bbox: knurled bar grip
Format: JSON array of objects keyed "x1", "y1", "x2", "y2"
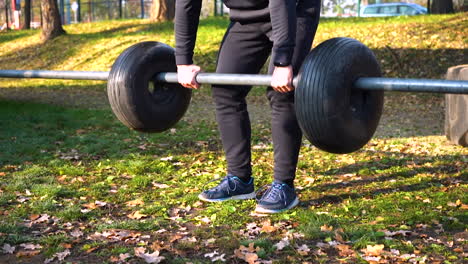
[
  {"x1": 154, "y1": 72, "x2": 301, "y2": 88},
  {"x1": 0, "y1": 69, "x2": 468, "y2": 94}
]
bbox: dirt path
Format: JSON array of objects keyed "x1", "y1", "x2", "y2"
[{"x1": 0, "y1": 87, "x2": 446, "y2": 138}]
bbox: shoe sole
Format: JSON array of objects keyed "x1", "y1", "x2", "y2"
[
  {"x1": 254, "y1": 197, "x2": 299, "y2": 214},
  {"x1": 198, "y1": 191, "x2": 256, "y2": 202}
]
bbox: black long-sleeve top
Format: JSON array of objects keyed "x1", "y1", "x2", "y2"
[{"x1": 175, "y1": 0, "x2": 297, "y2": 67}]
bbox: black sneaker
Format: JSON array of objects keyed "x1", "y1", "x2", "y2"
[
  {"x1": 255, "y1": 182, "x2": 299, "y2": 213},
  {"x1": 198, "y1": 175, "x2": 255, "y2": 202}
]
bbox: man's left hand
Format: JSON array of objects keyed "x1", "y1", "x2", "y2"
[{"x1": 271, "y1": 65, "x2": 294, "y2": 93}]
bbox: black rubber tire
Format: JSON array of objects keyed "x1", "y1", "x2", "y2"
[
  {"x1": 107, "y1": 42, "x2": 192, "y2": 133},
  {"x1": 295, "y1": 37, "x2": 384, "y2": 154}
]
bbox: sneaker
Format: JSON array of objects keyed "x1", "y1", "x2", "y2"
[
  {"x1": 198, "y1": 175, "x2": 255, "y2": 202},
  {"x1": 255, "y1": 182, "x2": 299, "y2": 213}
]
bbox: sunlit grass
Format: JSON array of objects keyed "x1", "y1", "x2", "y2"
[{"x1": 0, "y1": 14, "x2": 467, "y2": 262}]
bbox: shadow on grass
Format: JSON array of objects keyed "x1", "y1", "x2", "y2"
[
  {"x1": 300, "y1": 175, "x2": 463, "y2": 207},
  {"x1": 0, "y1": 29, "x2": 39, "y2": 43},
  {"x1": 0, "y1": 99, "x2": 220, "y2": 166},
  {"x1": 299, "y1": 150, "x2": 466, "y2": 207},
  {"x1": 0, "y1": 82, "x2": 108, "y2": 107}
]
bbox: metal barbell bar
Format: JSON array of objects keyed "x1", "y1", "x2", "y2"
[
  {"x1": 155, "y1": 73, "x2": 468, "y2": 94},
  {"x1": 0, "y1": 69, "x2": 109, "y2": 81},
  {"x1": 0, "y1": 70, "x2": 467, "y2": 94}
]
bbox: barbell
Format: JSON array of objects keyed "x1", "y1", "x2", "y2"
[{"x1": 1, "y1": 38, "x2": 467, "y2": 154}]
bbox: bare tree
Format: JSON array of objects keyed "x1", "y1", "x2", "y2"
[
  {"x1": 24, "y1": 0, "x2": 31, "y2": 29},
  {"x1": 431, "y1": 0, "x2": 454, "y2": 13},
  {"x1": 150, "y1": 0, "x2": 175, "y2": 22},
  {"x1": 41, "y1": 0, "x2": 66, "y2": 41}
]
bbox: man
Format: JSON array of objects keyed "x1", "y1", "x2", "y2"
[{"x1": 175, "y1": 0, "x2": 320, "y2": 213}]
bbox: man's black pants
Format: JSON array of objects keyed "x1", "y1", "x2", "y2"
[{"x1": 212, "y1": 1, "x2": 320, "y2": 185}]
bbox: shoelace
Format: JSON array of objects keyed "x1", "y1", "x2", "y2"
[
  {"x1": 256, "y1": 183, "x2": 287, "y2": 206},
  {"x1": 202, "y1": 176, "x2": 237, "y2": 194}
]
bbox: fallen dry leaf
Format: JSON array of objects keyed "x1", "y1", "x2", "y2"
[
  {"x1": 316, "y1": 242, "x2": 330, "y2": 249},
  {"x1": 297, "y1": 244, "x2": 310, "y2": 256},
  {"x1": 95, "y1": 201, "x2": 107, "y2": 207},
  {"x1": 134, "y1": 247, "x2": 165, "y2": 263},
  {"x1": 56, "y1": 249, "x2": 71, "y2": 261},
  {"x1": 192, "y1": 201, "x2": 203, "y2": 207},
  {"x1": 335, "y1": 228, "x2": 346, "y2": 243},
  {"x1": 82, "y1": 202, "x2": 98, "y2": 210},
  {"x1": 31, "y1": 214, "x2": 50, "y2": 224},
  {"x1": 361, "y1": 244, "x2": 385, "y2": 256},
  {"x1": 29, "y1": 214, "x2": 41, "y2": 221},
  {"x1": 180, "y1": 236, "x2": 197, "y2": 243},
  {"x1": 127, "y1": 211, "x2": 148, "y2": 220},
  {"x1": 320, "y1": 224, "x2": 333, "y2": 232},
  {"x1": 200, "y1": 216, "x2": 211, "y2": 224},
  {"x1": 336, "y1": 244, "x2": 355, "y2": 257},
  {"x1": 60, "y1": 243, "x2": 73, "y2": 249},
  {"x1": 249, "y1": 211, "x2": 269, "y2": 217},
  {"x1": 260, "y1": 220, "x2": 277, "y2": 233},
  {"x1": 120, "y1": 253, "x2": 131, "y2": 261},
  {"x1": 204, "y1": 238, "x2": 216, "y2": 246},
  {"x1": 235, "y1": 243, "x2": 263, "y2": 264},
  {"x1": 86, "y1": 246, "x2": 99, "y2": 253},
  {"x1": 160, "y1": 156, "x2": 173, "y2": 161},
  {"x1": 453, "y1": 247, "x2": 463, "y2": 253},
  {"x1": 126, "y1": 198, "x2": 145, "y2": 207},
  {"x1": 15, "y1": 249, "x2": 40, "y2": 257},
  {"x1": 244, "y1": 253, "x2": 258, "y2": 264},
  {"x1": 152, "y1": 182, "x2": 170, "y2": 188},
  {"x1": 110, "y1": 252, "x2": 131, "y2": 263},
  {"x1": 57, "y1": 175, "x2": 68, "y2": 183},
  {"x1": 274, "y1": 238, "x2": 290, "y2": 251},
  {"x1": 169, "y1": 234, "x2": 183, "y2": 243},
  {"x1": 20, "y1": 243, "x2": 42, "y2": 250},
  {"x1": 303, "y1": 176, "x2": 315, "y2": 185},
  {"x1": 384, "y1": 230, "x2": 412, "y2": 237},
  {"x1": 70, "y1": 229, "x2": 84, "y2": 238},
  {"x1": 204, "y1": 250, "x2": 226, "y2": 262},
  {"x1": 2, "y1": 244, "x2": 15, "y2": 254},
  {"x1": 362, "y1": 255, "x2": 381, "y2": 264}
]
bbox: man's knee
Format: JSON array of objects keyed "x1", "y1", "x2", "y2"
[{"x1": 212, "y1": 85, "x2": 250, "y2": 113}]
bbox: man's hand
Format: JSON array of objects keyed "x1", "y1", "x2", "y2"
[
  {"x1": 177, "y1": 64, "x2": 201, "y2": 89},
  {"x1": 271, "y1": 65, "x2": 294, "y2": 93}
]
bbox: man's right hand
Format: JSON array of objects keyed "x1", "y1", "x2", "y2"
[{"x1": 177, "y1": 64, "x2": 201, "y2": 89}]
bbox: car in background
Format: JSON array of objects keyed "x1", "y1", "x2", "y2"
[{"x1": 360, "y1": 2, "x2": 427, "y2": 17}]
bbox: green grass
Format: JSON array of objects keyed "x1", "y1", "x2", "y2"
[
  {"x1": 0, "y1": 14, "x2": 467, "y2": 263},
  {"x1": 0, "y1": 99, "x2": 465, "y2": 262}
]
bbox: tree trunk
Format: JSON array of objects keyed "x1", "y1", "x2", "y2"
[
  {"x1": 41, "y1": 0, "x2": 66, "y2": 41},
  {"x1": 24, "y1": 0, "x2": 31, "y2": 29},
  {"x1": 4, "y1": 0, "x2": 10, "y2": 30},
  {"x1": 150, "y1": 0, "x2": 175, "y2": 22},
  {"x1": 431, "y1": 0, "x2": 454, "y2": 13}
]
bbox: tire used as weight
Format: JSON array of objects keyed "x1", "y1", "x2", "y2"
[
  {"x1": 107, "y1": 42, "x2": 192, "y2": 133},
  {"x1": 295, "y1": 38, "x2": 384, "y2": 154}
]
